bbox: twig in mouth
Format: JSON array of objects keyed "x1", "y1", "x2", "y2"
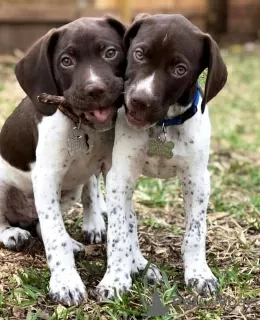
[{"x1": 37, "y1": 93, "x2": 71, "y2": 108}]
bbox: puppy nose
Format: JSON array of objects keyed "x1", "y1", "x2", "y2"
[
  {"x1": 130, "y1": 93, "x2": 152, "y2": 110},
  {"x1": 85, "y1": 84, "x2": 105, "y2": 100}
]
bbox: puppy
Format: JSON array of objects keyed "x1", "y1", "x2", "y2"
[
  {"x1": 97, "y1": 14, "x2": 227, "y2": 300},
  {"x1": 0, "y1": 16, "x2": 125, "y2": 305}
]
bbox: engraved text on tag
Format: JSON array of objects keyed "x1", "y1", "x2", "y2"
[{"x1": 67, "y1": 127, "x2": 89, "y2": 156}]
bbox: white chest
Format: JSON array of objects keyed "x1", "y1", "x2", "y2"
[
  {"x1": 62, "y1": 134, "x2": 113, "y2": 190},
  {"x1": 142, "y1": 133, "x2": 190, "y2": 179},
  {"x1": 141, "y1": 118, "x2": 210, "y2": 179},
  {"x1": 114, "y1": 101, "x2": 211, "y2": 181}
]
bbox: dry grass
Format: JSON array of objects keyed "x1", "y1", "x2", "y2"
[{"x1": 0, "y1": 45, "x2": 260, "y2": 320}]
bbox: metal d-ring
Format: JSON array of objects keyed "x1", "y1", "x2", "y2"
[
  {"x1": 158, "y1": 123, "x2": 167, "y2": 143},
  {"x1": 72, "y1": 118, "x2": 83, "y2": 139}
]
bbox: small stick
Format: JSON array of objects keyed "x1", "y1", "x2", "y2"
[{"x1": 37, "y1": 93, "x2": 71, "y2": 107}]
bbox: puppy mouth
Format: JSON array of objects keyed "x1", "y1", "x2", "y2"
[
  {"x1": 124, "y1": 107, "x2": 152, "y2": 129},
  {"x1": 81, "y1": 105, "x2": 117, "y2": 125},
  {"x1": 65, "y1": 91, "x2": 124, "y2": 130},
  {"x1": 73, "y1": 105, "x2": 118, "y2": 132},
  {"x1": 124, "y1": 92, "x2": 153, "y2": 129}
]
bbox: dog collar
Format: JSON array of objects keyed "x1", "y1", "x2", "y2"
[{"x1": 156, "y1": 87, "x2": 200, "y2": 127}]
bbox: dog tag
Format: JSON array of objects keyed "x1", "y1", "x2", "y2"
[
  {"x1": 67, "y1": 126, "x2": 89, "y2": 156},
  {"x1": 147, "y1": 138, "x2": 174, "y2": 159},
  {"x1": 147, "y1": 124, "x2": 174, "y2": 159}
]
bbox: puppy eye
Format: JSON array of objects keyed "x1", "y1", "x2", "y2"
[
  {"x1": 174, "y1": 65, "x2": 187, "y2": 76},
  {"x1": 61, "y1": 57, "x2": 74, "y2": 67},
  {"x1": 104, "y1": 48, "x2": 117, "y2": 59},
  {"x1": 134, "y1": 49, "x2": 144, "y2": 61}
]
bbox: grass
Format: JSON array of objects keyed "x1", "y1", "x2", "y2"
[{"x1": 0, "y1": 45, "x2": 260, "y2": 319}]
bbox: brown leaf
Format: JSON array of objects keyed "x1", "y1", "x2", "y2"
[
  {"x1": 154, "y1": 247, "x2": 168, "y2": 255},
  {"x1": 208, "y1": 212, "x2": 230, "y2": 222},
  {"x1": 12, "y1": 307, "x2": 25, "y2": 319}
]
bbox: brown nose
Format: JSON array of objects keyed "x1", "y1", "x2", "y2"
[
  {"x1": 85, "y1": 84, "x2": 105, "y2": 101},
  {"x1": 130, "y1": 92, "x2": 153, "y2": 110}
]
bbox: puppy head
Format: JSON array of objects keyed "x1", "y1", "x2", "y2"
[
  {"x1": 123, "y1": 14, "x2": 227, "y2": 129},
  {"x1": 15, "y1": 16, "x2": 126, "y2": 130}
]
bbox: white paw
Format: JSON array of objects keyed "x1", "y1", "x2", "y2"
[
  {"x1": 96, "y1": 271, "x2": 132, "y2": 301},
  {"x1": 0, "y1": 227, "x2": 31, "y2": 251},
  {"x1": 132, "y1": 254, "x2": 162, "y2": 284},
  {"x1": 185, "y1": 264, "x2": 218, "y2": 296},
  {"x1": 49, "y1": 268, "x2": 86, "y2": 306},
  {"x1": 83, "y1": 214, "x2": 106, "y2": 244},
  {"x1": 71, "y1": 238, "x2": 85, "y2": 255}
]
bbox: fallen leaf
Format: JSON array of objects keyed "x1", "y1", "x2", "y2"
[
  {"x1": 154, "y1": 247, "x2": 168, "y2": 255},
  {"x1": 208, "y1": 212, "x2": 230, "y2": 222},
  {"x1": 12, "y1": 307, "x2": 25, "y2": 319}
]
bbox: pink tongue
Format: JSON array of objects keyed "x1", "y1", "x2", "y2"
[{"x1": 92, "y1": 107, "x2": 112, "y2": 122}]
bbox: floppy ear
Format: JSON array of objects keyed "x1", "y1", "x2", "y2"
[
  {"x1": 104, "y1": 15, "x2": 126, "y2": 38},
  {"x1": 15, "y1": 29, "x2": 59, "y2": 116},
  {"x1": 132, "y1": 13, "x2": 151, "y2": 22},
  {"x1": 200, "y1": 34, "x2": 228, "y2": 113},
  {"x1": 123, "y1": 13, "x2": 151, "y2": 50}
]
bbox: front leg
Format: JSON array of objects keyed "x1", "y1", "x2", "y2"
[
  {"x1": 96, "y1": 165, "x2": 134, "y2": 299},
  {"x1": 32, "y1": 113, "x2": 86, "y2": 306},
  {"x1": 32, "y1": 167, "x2": 86, "y2": 305},
  {"x1": 35, "y1": 185, "x2": 85, "y2": 255},
  {"x1": 96, "y1": 110, "x2": 148, "y2": 300},
  {"x1": 178, "y1": 167, "x2": 218, "y2": 296},
  {"x1": 129, "y1": 205, "x2": 162, "y2": 283}
]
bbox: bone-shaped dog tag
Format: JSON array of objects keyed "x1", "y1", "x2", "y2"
[
  {"x1": 67, "y1": 127, "x2": 89, "y2": 156},
  {"x1": 147, "y1": 138, "x2": 175, "y2": 159}
]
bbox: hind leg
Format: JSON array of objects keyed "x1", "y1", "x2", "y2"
[
  {"x1": 82, "y1": 174, "x2": 106, "y2": 244},
  {"x1": 60, "y1": 185, "x2": 83, "y2": 213},
  {"x1": 96, "y1": 173, "x2": 107, "y2": 218},
  {"x1": 0, "y1": 181, "x2": 31, "y2": 251}
]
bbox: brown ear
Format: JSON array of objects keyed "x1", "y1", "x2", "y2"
[
  {"x1": 123, "y1": 13, "x2": 151, "y2": 50},
  {"x1": 132, "y1": 13, "x2": 151, "y2": 23},
  {"x1": 104, "y1": 15, "x2": 126, "y2": 38},
  {"x1": 15, "y1": 29, "x2": 59, "y2": 116},
  {"x1": 201, "y1": 34, "x2": 228, "y2": 113}
]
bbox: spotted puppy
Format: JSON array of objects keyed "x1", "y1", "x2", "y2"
[
  {"x1": 97, "y1": 14, "x2": 227, "y2": 299},
  {"x1": 0, "y1": 16, "x2": 125, "y2": 305}
]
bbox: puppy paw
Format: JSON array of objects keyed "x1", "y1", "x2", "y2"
[
  {"x1": 84, "y1": 228, "x2": 106, "y2": 244},
  {"x1": 71, "y1": 238, "x2": 85, "y2": 255},
  {"x1": 185, "y1": 265, "x2": 218, "y2": 296},
  {"x1": 83, "y1": 215, "x2": 106, "y2": 244},
  {"x1": 0, "y1": 227, "x2": 31, "y2": 251},
  {"x1": 96, "y1": 272, "x2": 132, "y2": 301},
  {"x1": 132, "y1": 255, "x2": 162, "y2": 284},
  {"x1": 49, "y1": 268, "x2": 86, "y2": 306},
  {"x1": 187, "y1": 277, "x2": 218, "y2": 296}
]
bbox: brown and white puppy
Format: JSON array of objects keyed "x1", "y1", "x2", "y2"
[
  {"x1": 97, "y1": 14, "x2": 227, "y2": 300},
  {"x1": 0, "y1": 16, "x2": 125, "y2": 306}
]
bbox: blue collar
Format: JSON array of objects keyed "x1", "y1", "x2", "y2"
[{"x1": 156, "y1": 87, "x2": 200, "y2": 127}]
